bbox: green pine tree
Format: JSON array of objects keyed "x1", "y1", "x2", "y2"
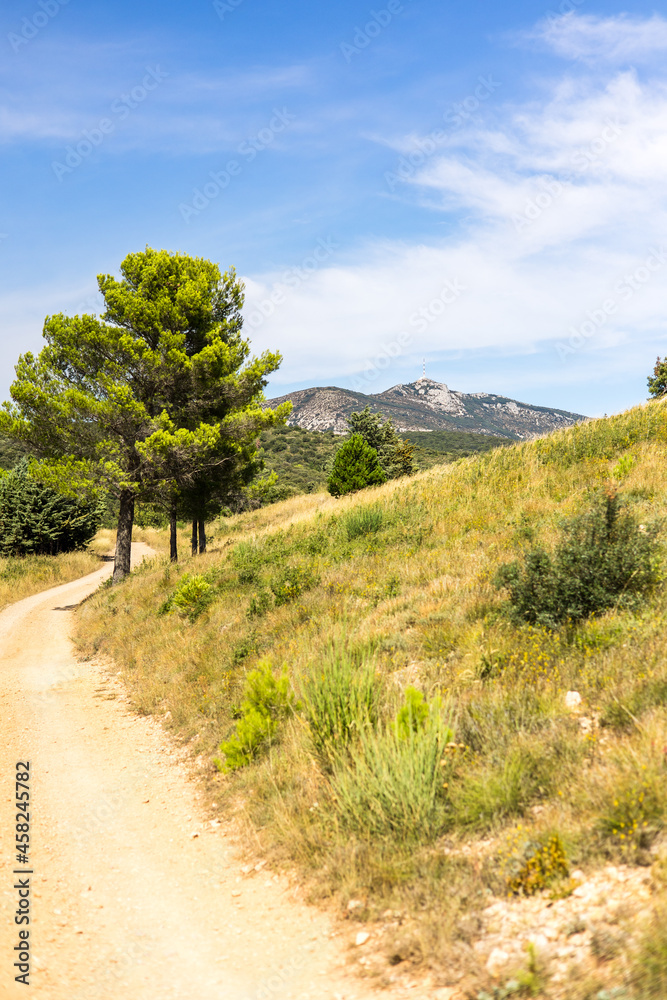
[
  {"x1": 0, "y1": 247, "x2": 290, "y2": 581},
  {"x1": 327, "y1": 433, "x2": 387, "y2": 496}
]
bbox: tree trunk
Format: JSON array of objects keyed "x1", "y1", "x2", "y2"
[
  {"x1": 170, "y1": 512, "x2": 178, "y2": 563},
  {"x1": 198, "y1": 520, "x2": 206, "y2": 554},
  {"x1": 191, "y1": 519, "x2": 198, "y2": 556},
  {"x1": 112, "y1": 489, "x2": 134, "y2": 584}
]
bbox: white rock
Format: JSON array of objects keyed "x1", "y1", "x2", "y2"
[
  {"x1": 486, "y1": 948, "x2": 511, "y2": 977},
  {"x1": 565, "y1": 691, "x2": 582, "y2": 710},
  {"x1": 529, "y1": 933, "x2": 550, "y2": 953},
  {"x1": 347, "y1": 899, "x2": 364, "y2": 912},
  {"x1": 355, "y1": 931, "x2": 370, "y2": 946}
]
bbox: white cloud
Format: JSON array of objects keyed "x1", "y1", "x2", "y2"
[
  {"x1": 244, "y1": 38, "x2": 667, "y2": 390},
  {"x1": 526, "y1": 12, "x2": 667, "y2": 65}
]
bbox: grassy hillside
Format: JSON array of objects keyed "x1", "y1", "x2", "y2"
[
  {"x1": 259, "y1": 423, "x2": 508, "y2": 497},
  {"x1": 76, "y1": 402, "x2": 667, "y2": 998}
]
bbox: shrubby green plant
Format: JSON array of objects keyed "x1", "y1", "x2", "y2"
[
  {"x1": 270, "y1": 564, "x2": 319, "y2": 605},
  {"x1": 232, "y1": 540, "x2": 264, "y2": 584},
  {"x1": 327, "y1": 434, "x2": 386, "y2": 497},
  {"x1": 347, "y1": 406, "x2": 415, "y2": 479},
  {"x1": 0, "y1": 460, "x2": 101, "y2": 555},
  {"x1": 216, "y1": 661, "x2": 297, "y2": 771},
  {"x1": 343, "y1": 504, "x2": 384, "y2": 539},
  {"x1": 160, "y1": 573, "x2": 214, "y2": 621},
  {"x1": 330, "y1": 708, "x2": 452, "y2": 841},
  {"x1": 395, "y1": 686, "x2": 431, "y2": 738},
  {"x1": 494, "y1": 491, "x2": 662, "y2": 628},
  {"x1": 302, "y1": 651, "x2": 378, "y2": 771}
]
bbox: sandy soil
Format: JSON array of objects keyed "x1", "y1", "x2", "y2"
[{"x1": 0, "y1": 546, "x2": 412, "y2": 1000}]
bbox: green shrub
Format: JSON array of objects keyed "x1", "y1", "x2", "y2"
[
  {"x1": 395, "y1": 686, "x2": 431, "y2": 738},
  {"x1": 330, "y1": 709, "x2": 453, "y2": 841},
  {"x1": 270, "y1": 564, "x2": 318, "y2": 605},
  {"x1": 344, "y1": 505, "x2": 384, "y2": 540},
  {"x1": 302, "y1": 652, "x2": 378, "y2": 770},
  {"x1": 327, "y1": 433, "x2": 387, "y2": 497},
  {"x1": 451, "y1": 743, "x2": 556, "y2": 831},
  {"x1": 162, "y1": 574, "x2": 214, "y2": 622},
  {"x1": 495, "y1": 492, "x2": 662, "y2": 628},
  {"x1": 232, "y1": 541, "x2": 264, "y2": 584},
  {"x1": 216, "y1": 661, "x2": 297, "y2": 771},
  {"x1": 0, "y1": 460, "x2": 102, "y2": 555}
]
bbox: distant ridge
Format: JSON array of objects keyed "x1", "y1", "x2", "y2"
[{"x1": 266, "y1": 378, "x2": 586, "y2": 440}]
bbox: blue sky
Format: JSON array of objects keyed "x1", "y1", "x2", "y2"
[{"x1": 2, "y1": 0, "x2": 667, "y2": 417}]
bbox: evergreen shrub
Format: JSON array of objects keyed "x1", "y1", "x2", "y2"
[
  {"x1": 495, "y1": 492, "x2": 662, "y2": 628},
  {"x1": 0, "y1": 461, "x2": 101, "y2": 555}
]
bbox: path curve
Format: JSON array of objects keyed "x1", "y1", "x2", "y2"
[{"x1": 0, "y1": 546, "x2": 393, "y2": 1000}]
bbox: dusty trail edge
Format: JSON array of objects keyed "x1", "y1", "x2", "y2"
[{"x1": 0, "y1": 545, "x2": 424, "y2": 1000}]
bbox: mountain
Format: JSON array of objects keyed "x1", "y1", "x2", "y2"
[{"x1": 266, "y1": 378, "x2": 586, "y2": 440}]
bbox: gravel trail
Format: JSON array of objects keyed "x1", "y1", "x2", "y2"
[{"x1": 0, "y1": 547, "x2": 396, "y2": 1000}]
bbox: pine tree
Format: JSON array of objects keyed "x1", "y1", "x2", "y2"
[
  {"x1": 346, "y1": 405, "x2": 415, "y2": 478},
  {"x1": 0, "y1": 248, "x2": 289, "y2": 580},
  {"x1": 648, "y1": 357, "x2": 667, "y2": 398},
  {"x1": 327, "y1": 434, "x2": 387, "y2": 496},
  {"x1": 0, "y1": 460, "x2": 101, "y2": 555}
]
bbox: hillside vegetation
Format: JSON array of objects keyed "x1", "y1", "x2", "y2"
[
  {"x1": 76, "y1": 401, "x2": 667, "y2": 998},
  {"x1": 259, "y1": 423, "x2": 508, "y2": 498}
]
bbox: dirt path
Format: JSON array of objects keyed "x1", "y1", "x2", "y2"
[{"x1": 0, "y1": 547, "x2": 406, "y2": 1000}]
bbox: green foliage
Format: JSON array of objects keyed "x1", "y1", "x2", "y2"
[
  {"x1": 330, "y1": 709, "x2": 452, "y2": 841},
  {"x1": 347, "y1": 405, "x2": 415, "y2": 478},
  {"x1": 258, "y1": 425, "x2": 339, "y2": 497},
  {"x1": 613, "y1": 453, "x2": 636, "y2": 479},
  {"x1": 0, "y1": 434, "x2": 27, "y2": 471},
  {"x1": 1, "y1": 246, "x2": 289, "y2": 576},
  {"x1": 232, "y1": 540, "x2": 264, "y2": 584},
  {"x1": 395, "y1": 686, "x2": 431, "y2": 738},
  {"x1": 343, "y1": 504, "x2": 384, "y2": 539},
  {"x1": 0, "y1": 460, "x2": 101, "y2": 555},
  {"x1": 270, "y1": 564, "x2": 319, "y2": 605},
  {"x1": 495, "y1": 492, "x2": 662, "y2": 628},
  {"x1": 648, "y1": 356, "x2": 667, "y2": 399},
  {"x1": 506, "y1": 835, "x2": 569, "y2": 895},
  {"x1": 302, "y1": 652, "x2": 379, "y2": 770},
  {"x1": 451, "y1": 743, "x2": 557, "y2": 830},
  {"x1": 161, "y1": 573, "x2": 214, "y2": 622},
  {"x1": 405, "y1": 428, "x2": 509, "y2": 466},
  {"x1": 327, "y1": 433, "x2": 387, "y2": 496},
  {"x1": 216, "y1": 661, "x2": 297, "y2": 771},
  {"x1": 252, "y1": 424, "x2": 509, "y2": 504}
]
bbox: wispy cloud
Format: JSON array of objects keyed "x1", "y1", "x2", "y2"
[
  {"x1": 523, "y1": 12, "x2": 667, "y2": 65},
  {"x1": 0, "y1": 35, "x2": 313, "y2": 152},
  {"x1": 247, "y1": 17, "x2": 667, "y2": 389}
]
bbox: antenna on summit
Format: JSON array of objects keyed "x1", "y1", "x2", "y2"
[{"x1": 422, "y1": 358, "x2": 426, "y2": 379}]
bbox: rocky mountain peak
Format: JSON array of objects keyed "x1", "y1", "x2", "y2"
[{"x1": 265, "y1": 380, "x2": 586, "y2": 439}]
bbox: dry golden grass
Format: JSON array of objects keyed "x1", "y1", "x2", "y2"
[
  {"x1": 74, "y1": 400, "x2": 667, "y2": 996},
  {"x1": 0, "y1": 549, "x2": 102, "y2": 611}
]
